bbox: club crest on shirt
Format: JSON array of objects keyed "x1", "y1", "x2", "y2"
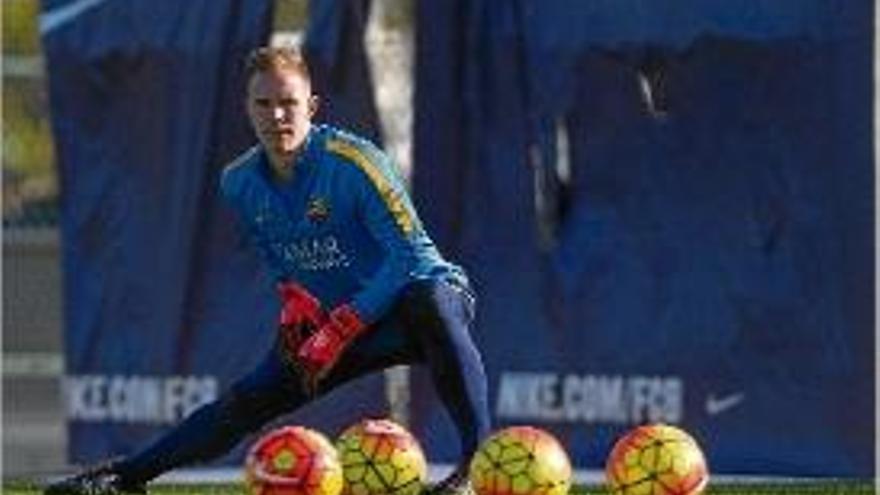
[{"x1": 306, "y1": 197, "x2": 331, "y2": 223}]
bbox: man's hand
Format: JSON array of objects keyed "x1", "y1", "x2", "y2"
[
  {"x1": 276, "y1": 281, "x2": 326, "y2": 355},
  {"x1": 296, "y1": 304, "x2": 366, "y2": 391}
]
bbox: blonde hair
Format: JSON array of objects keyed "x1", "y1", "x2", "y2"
[{"x1": 245, "y1": 45, "x2": 311, "y2": 81}]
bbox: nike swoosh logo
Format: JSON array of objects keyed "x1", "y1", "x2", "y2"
[{"x1": 705, "y1": 392, "x2": 745, "y2": 416}]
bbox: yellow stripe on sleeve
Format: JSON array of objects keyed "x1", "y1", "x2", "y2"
[{"x1": 326, "y1": 138, "x2": 415, "y2": 235}]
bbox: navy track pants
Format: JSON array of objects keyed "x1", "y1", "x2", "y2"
[{"x1": 118, "y1": 278, "x2": 490, "y2": 483}]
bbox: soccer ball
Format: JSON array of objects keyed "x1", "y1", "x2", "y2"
[
  {"x1": 336, "y1": 418, "x2": 428, "y2": 495},
  {"x1": 245, "y1": 425, "x2": 344, "y2": 495},
  {"x1": 605, "y1": 424, "x2": 709, "y2": 495},
  {"x1": 469, "y1": 426, "x2": 572, "y2": 495}
]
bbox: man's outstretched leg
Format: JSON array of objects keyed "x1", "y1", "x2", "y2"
[
  {"x1": 402, "y1": 279, "x2": 491, "y2": 494},
  {"x1": 45, "y1": 346, "x2": 307, "y2": 495},
  {"x1": 304, "y1": 278, "x2": 491, "y2": 495}
]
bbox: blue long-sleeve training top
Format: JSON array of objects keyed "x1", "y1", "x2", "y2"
[{"x1": 220, "y1": 124, "x2": 466, "y2": 324}]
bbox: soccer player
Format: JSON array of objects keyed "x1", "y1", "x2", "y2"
[{"x1": 46, "y1": 45, "x2": 490, "y2": 495}]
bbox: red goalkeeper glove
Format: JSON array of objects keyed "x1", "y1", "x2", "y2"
[
  {"x1": 276, "y1": 281, "x2": 326, "y2": 356},
  {"x1": 296, "y1": 304, "x2": 366, "y2": 390}
]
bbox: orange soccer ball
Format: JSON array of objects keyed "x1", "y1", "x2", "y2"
[
  {"x1": 605, "y1": 424, "x2": 709, "y2": 495},
  {"x1": 336, "y1": 418, "x2": 428, "y2": 495},
  {"x1": 245, "y1": 425, "x2": 344, "y2": 495},
  {"x1": 469, "y1": 426, "x2": 572, "y2": 495}
]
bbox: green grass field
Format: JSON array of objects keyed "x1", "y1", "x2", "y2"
[{"x1": 2, "y1": 481, "x2": 876, "y2": 495}]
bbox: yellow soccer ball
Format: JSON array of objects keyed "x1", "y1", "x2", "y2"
[
  {"x1": 469, "y1": 426, "x2": 572, "y2": 495},
  {"x1": 336, "y1": 418, "x2": 428, "y2": 495},
  {"x1": 605, "y1": 424, "x2": 709, "y2": 495}
]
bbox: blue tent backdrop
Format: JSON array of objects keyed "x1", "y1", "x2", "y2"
[{"x1": 411, "y1": 0, "x2": 874, "y2": 477}]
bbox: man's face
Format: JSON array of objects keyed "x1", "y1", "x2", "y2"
[{"x1": 247, "y1": 67, "x2": 317, "y2": 175}]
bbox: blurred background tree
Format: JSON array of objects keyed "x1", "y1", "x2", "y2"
[
  {"x1": 274, "y1": 0, "x2": 308, "y2": 32},
  {"x1": 3, "y1": 0, "x2": 58, "y2": 227}
]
